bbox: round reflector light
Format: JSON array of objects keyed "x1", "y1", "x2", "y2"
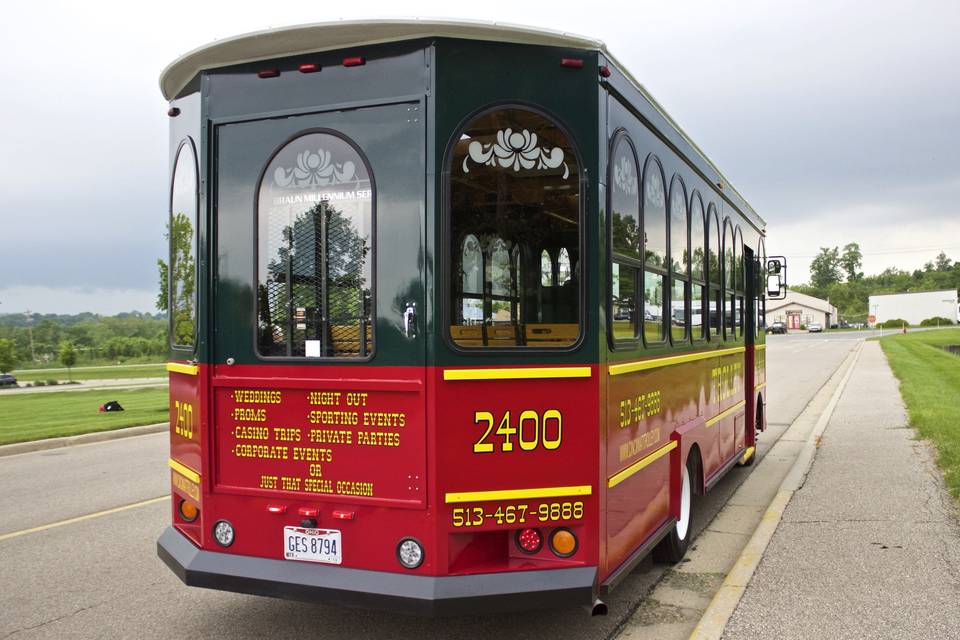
[
  {"x1": 397, "y1": 537, "x2": 424, "y2": 569},
  {"x1": 178, "y1": 499, "x2": 199, "y2": 522},
  {"x1": 516, "y1": 528, "x2": 543, "y2": 554},
  {"x1": 549, "y1": 528, "x2": 578, "y2": 557},
  {"x1": 213, "y1": 520, "x2": 234, "y2": 547}
]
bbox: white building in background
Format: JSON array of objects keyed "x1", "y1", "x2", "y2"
[
  {"x1": 765, "y1": 290, "x2": 838, "y2": 330},
  {"x1": 868, "y1": 290, "x2": 959, "y2": 327}
]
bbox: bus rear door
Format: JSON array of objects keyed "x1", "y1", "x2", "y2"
[{"x1": 207, "y1": 102, "x2": 430, "y2": 569}]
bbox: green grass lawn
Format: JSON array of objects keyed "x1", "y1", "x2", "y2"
[
  {"x1": 0, "y1": 387, "x2": 169, "y2": 445},
  {"x1": 881, "y1": 328, "x2": 960, "y2": 496},
  {"x1": 12, "y1": 363, "x2": 166, "y2": 382}
]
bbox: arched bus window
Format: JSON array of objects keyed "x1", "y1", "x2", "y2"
[
  {"x1": 643, "y1": 155, "x2": 668, "y2": 344},
  {"x1": 690, "y1": 193, "x2": 706, "y2": 340},
  {"x1": 708, "y1": 204, "x2": 722, "y2": 338},
  {"x1": 449, "y1": 107, "x2": 581, "y2": 349},
  {"x1": 558, "y1": 248, "x2": 572, "y2": 285},
  {"x1": 735, "y1": 226, "x2": 745, "y2": 336},
  {"x1": 609, "y1": 133, "x2": 640, "y2": 342},
  {"x1": 462, "y1": 234, "x2": 483, "y2": 323},
  {"x1": 540, "y1": 250, "x2": 553, "y2": 287},
  {"x1": 669, "y1": 175, "x2": 689, "y2": 343},
  {"x1": 256, "y1": 131, "x2": 374, "y2": 358},
  {"x1": 169, "y1": 139, "x2": 198, "y2": 350},
  {"x1": 724, "y1": 219, "x2": 735, "y2": 337}
]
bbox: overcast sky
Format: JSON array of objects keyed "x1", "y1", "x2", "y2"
[{"x1": 1, "y1": 0, "x2": 957, "y2": 314}]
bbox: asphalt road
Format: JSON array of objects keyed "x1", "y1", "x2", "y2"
[{"x1": 0, "y1": 333, "x2": 859, "y2": 640}]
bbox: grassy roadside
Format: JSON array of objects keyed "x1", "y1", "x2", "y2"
[
  {"x1": 0, "y1": 387, "x2": 169, "y2": 445},
  {"x1": 880, "y1": 328, "x2": 960, "y2": 496},
  {"x1": 11, "y1": 363, "x2": 166, "y2": 382}
]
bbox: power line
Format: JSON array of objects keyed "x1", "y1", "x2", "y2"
[{"x1": 779, "y1": 245, "x2": 960, "y2": 260}]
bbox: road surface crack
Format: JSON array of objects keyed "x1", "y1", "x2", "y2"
[{"x1": 2, "y1": 600, "x2": 108, "y2": 638}]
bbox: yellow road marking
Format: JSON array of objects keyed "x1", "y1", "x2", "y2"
[
  {"x1": 705, "y1": 400, "x2": 746, "y2": 428},
  {"x1": 608, "y1": 441, "x2": 678, "y2": 488},
  {"x1": 609, "y1": 346, "x2": 745, "y2": 376},
  {"x1": 168, "y1": 459, "x2": 201, "y2": 484},
  {"x1": 445, "y1": 485, "x2": 592, "y2": 503},
  {"x1": 0, "y1": 496, "x2": 167, "y2": 542},
  {"x1": 443, "y1": 366, "x2": 592, "y2": 381},
  {"x1": 166, "y1": 362, "x2": 199, "y2": 375}
]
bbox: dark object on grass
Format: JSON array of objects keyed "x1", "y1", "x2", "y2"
[{"x1": 99, "y1": 401, "x2": 124, "y2": 412}]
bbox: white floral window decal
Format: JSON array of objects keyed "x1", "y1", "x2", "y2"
[
  {"x1": 462, "y1": 128, "x2": 570, "y2": 179},
  {"x1": 274, "y1": 147, "x2": 357, "y2": 188},
  {"x1": 613, "y1": 153, "x2": 638, "y2": 195}
]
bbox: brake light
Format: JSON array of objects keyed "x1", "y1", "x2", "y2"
[{"x1": 516, "y1": 528, "x2": 543, "y2": 554}]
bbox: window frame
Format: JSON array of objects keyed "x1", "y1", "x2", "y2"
[
  {"x1": 607, "y1": 129, "x2": 644, "y2": 348},
  {"x1": 689, "y1": 191, "x2": 707, "y2": 342},
  {"x1": 668, "y1": 174, "x2": 690, "y2": 345},
  {"x1": 169, "y1": 137, "x2": 200, "y2": 353},
  {"x1": 442, "y1": 102, "x2": 586, "y2": 354},
  {"x1": 707, "y1": 204, "x2": 723, "y2": 341},
  {"x1": 252, "y1": 128, "x2": 378, "y2": 362},
  {"x1": 641, "y1": 153, "x2": 669, "y2": 347},
  {"x1": 723, "y1": 217, "x2": 736, "y2": 339}
]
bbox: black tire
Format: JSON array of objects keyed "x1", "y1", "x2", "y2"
[{"x1": 653, "y1": 456, "x2": 694, "y2": 563}]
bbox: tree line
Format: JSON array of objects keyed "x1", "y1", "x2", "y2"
[
  {"x1": 0, "y1": 312, "x2": 167, "y2": 373},
  {"x1": 794, "y1": 245, "x2": 960, "y2": 323}
]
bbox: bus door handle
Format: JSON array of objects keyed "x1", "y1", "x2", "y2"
[{"x1": 403, "y1": 302, "x2": 417, "y2": 338}]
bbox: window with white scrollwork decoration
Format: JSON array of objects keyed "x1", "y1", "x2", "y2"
[
  {"x1": 256, "y1": 132, "x2": 373, "y2": 358},
  {"x1": 169, "y1": 140, "x2": 198, "y2": 350},
  {"x1": 449, "y1": 108, "x2": 580, "y2": 349}
]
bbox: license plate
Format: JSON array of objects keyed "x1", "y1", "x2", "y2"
[{"x1": 283, "y1": 527, "x2": 342, "y2": 564}]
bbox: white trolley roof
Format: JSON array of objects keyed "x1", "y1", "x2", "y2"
[{"x1": 160, "y1": 19, "x2": 763, "y2": 230}]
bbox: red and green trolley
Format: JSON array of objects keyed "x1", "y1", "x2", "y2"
[{"x1": 157, "y1": 19, "x2": 776, "y2": 615}]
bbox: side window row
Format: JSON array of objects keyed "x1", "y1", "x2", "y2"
[{"x1": 609, "y1": 131, "x2": 746, "y2": 347}]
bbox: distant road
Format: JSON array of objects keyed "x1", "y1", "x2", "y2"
[
  {"x1": 12, "y1": 362, "x2": 165, "y2": 375},
  {"x1": 1, "y1": 378, "x2": 167, "y2": 395}
]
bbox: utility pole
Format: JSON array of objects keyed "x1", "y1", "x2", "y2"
[{"x1": 24, "y1": 310, "x2": 36, "y2": 363}]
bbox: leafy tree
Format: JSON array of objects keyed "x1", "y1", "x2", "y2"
[
  {"x1": 840, "y1": 242, "x2": 863, "y2": 282},
  {"x1": 157, "y1": 213, "x2": 195, "y2": 346},
  {"x1": 934, "y1": 252, "x2": 953, "y2": 272},
  {"x1": 809, "y1": 246, "x2": 842, "y2": 289},
  {"x1": 59, "y1": 341, "x2": 77, "y2": 381},
  {"x1": 0, "y1": 339, "x2": 18, "y2": 373}
]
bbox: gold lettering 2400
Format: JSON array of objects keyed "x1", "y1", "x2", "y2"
[
  {"x1": 472, "y1": 409, "x2": 562, "y2": 454},
  {"x1": 174, "y1": 400, "x2": 194, "y2": 440}
]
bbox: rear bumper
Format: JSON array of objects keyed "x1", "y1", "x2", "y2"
[{"x1": 157, "y1": 526, "x2": 597, "y2": 616}]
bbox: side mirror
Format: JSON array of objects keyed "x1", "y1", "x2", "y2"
[{"x1": 766, "y1": 256, "x2": 787, "y2": 299}]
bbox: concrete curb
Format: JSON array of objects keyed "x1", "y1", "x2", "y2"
[
  {"x1": 0, "y1": 422, "x2": 168, "y2": 458},
  {"x1": 688, "y1": 341, "x2": 864, "y2": 640}
]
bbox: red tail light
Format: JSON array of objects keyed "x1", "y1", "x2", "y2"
[
  {"x1": 298, "y1": 63, "x2": 321, "y2": 74},
  {"x1": 257, "y1": 69, "x2": 280, "y2": 79},
  {"x1": 516, "y1": 528, "x2": 543, "y2": 554},
  {"x1": 343, "y1": 56, "x2": 365, "y2": 67}
]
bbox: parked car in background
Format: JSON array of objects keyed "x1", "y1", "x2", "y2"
[
  {"x1": 767, "y1": 321, "x2": 787, "y2": 334},
  {"x1": 808, "y1": 322, "x2": 823, "y2": 333},
  {"x1": 0, "y1": 374, "x2": 18, "y2": 388}
]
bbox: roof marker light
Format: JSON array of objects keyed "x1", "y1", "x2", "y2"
[
  {"x1": 343, "y1": 56, "x2": 365, "y2": 67},
  {"x1": 167, "y1": 107, "x2": 181, "y2": 117},
  {"x1": 561, "y1": 58, "x2": 584, "y2": 69},
  {"x1": 298, "y1": 63, "x2": 321, "y2": 74},
  {"x1": 599, "y1": 65, "x2": 612, "y2": 78},
  {"x1": 257, "y1": 69, "x2": 280, "y2": 79}
]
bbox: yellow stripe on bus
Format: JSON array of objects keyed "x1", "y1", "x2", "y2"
[
  {"x1": 166, "y1": 362, "x2": 199, "y2": 376},
  {"x1": 755, "y1": 344, "x2": 767, "y2": 351},
  {"x1": 741, "y1": 446, "x2": 756, "y2": 464},
  {"x1": 754, "y1": 382, "x2": 767, "y2": 391},
  {"x1": 168, "y1": 459, "x2": 201, "y2": 484},
  {"x1": 608, "y1": 441, "x2": 678, "y2": 488},
  {"x1": 705, "y1": 400, "x2": 746, "y2": 428},
  {"x1": 445, "y1": 485, "x2": 592, "y2": 503},
  {"x1": 608, "y1": 346, "x2": 745, "y2": 376},
  {"x1": 443, "y1": 367, "x2": 592, "y2": 381}
]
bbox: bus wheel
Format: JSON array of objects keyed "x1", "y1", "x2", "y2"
[{"x1": 653, "y1": 458, "x2": 693, "y2": 563}]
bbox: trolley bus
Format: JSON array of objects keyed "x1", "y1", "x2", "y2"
[{"x1": 157, "y1": 20, "x2": 784, "y2": 615}]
